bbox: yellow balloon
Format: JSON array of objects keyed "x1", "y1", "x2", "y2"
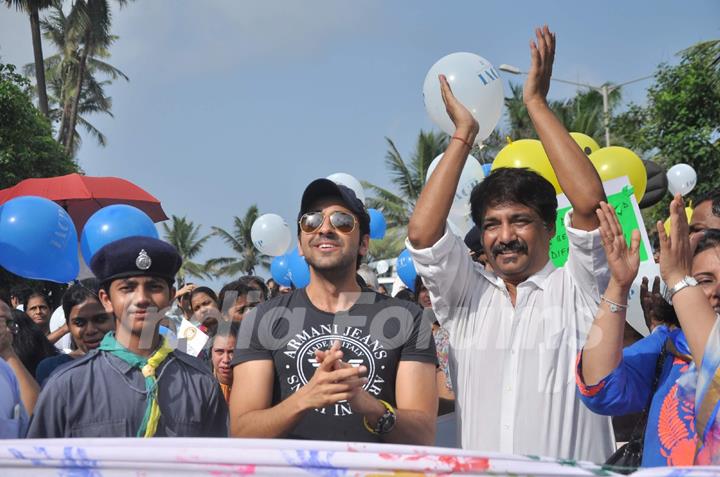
[
  {"x1": 588, "y1": 146, "x2": 647, "y2": 202},
  {"x1": 569, "y1": 132, "x2": 601, "y2": 155},
  {"x1": 664, "y1": 207, "x2": 694, "y2": 235},
  {"x1": 491, "y1": 139, "x2": 561, "y2": 193}
]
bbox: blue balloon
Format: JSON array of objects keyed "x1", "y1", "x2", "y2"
[
  {"x1": 396, "y1": 249, "x2": 417, "y2": 291},
  {"x1": 270, "y1": 254, "x2": 292, "y2": 287},
  {"x1": 81, "y1": 205, "x2": 158, "y2": 265},
  {"x1": 287, "y1": 248, "x2": 311, "y2": 288},
  {"x1": 0, "y1": 196, "x2": 79, "y2": 283},
  {"x1": 482, "y1": 163, "x2": 492, "y2": 177},
  {"x1": 368, "y1": 208, "x2": 387, "y2": 240}
]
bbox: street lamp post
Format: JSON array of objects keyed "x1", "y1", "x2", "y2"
[{"x1": 498, "y1": 64, "x2": 652, "y2": 147}]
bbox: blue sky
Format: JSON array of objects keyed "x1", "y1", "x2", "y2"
[{"x1": 1, "y1": 0, "x2": 719, "y2": 288}]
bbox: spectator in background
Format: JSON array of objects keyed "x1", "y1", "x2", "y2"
[
  {"x1": 11, "y1": 309, "x2": 58, "y2": 378},
  {"x1": 0, "y1": 299, "x2": 39, "y2": 437},
  {"x1": 209, "y1": 323, "x2": 238, "y2": 403},
  {"x1": 278, "y1": 283, "x2": 294, "y2": 295},
  {"x1": 376, "y1": 285, "x2": 388, "y2": 296},
  {"x1": 189, "y1": 286, "x2": 221, "y2": 336},
  {"x1": 238, "y1": 276, "x2": 269, "y2": 302},
  {"x1": 35, "y1": 282, "x2": 115, "y2": 386},
  {"x1": 9, "y1": 284, "x2": 31, "y2": 311},
  {"x1": 415, "y1": 275, "x2": 454, "y2": 415},
  {"x1": 266, "y1": 279, "x2": 279, "y2": 299},
  {"x1": 689, "y1": 190, "x2": 720, "y2": 235},
  {"x1": 218, "y1": 280, "x2": 263, "y2": 323},
  {"x1": 357, "y1": 264, "x2": 379, "y2": 290},
  {"x1": 394, "y1": 288, "x2": 415, "y2": 302},
  {"x1": 464, "y1": 225, "x2": 489, "y2": 268}
]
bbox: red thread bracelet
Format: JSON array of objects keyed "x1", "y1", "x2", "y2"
[{"x1": 451, "y1": 136, "x2": 472, "y2": 149}]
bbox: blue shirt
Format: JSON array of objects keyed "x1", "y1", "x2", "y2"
[
  {"x1": 0, "y1": 359, "x2": 29, "y2": 438},
  {"x1": 577, "y1": 326, "x2": 697, "y2": 466}
]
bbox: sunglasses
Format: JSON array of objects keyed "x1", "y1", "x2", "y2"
[{"x1": 299, "y1": 211, "x2": 357, "y2": 234}]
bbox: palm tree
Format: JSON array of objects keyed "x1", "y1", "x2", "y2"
[
  {"x1": 362, "y1": 130, "x2": 448, "y2": 259},
  {"x1": 27, "y1": 2, "x2": 128, "y2": 155},
  {"x1": 4, "y1": 0, "x2": 53, "y2": 117},
  {"x1": 504, "y1": 81, "x2": 621, "y2": 143},
  {"x1": 161, "y1": 215, "x2": 213, "y2": 286},
  {"x1": 208, "y1": 205, "x2": 271, "y2": 277}
]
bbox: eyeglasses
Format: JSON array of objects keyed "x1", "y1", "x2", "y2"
[
  {"x1": 299, "y1": 211, "x2": 357, "y2": 234},
  {"x1": 1, "y1": 318, "x2": 19, "y2": 335}
]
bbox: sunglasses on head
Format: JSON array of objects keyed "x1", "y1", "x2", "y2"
[{"x1": 299, "y1": 211, "x2": 357, "y2": 234}]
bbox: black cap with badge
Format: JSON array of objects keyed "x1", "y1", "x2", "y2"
[
  {"x1": 89, "y1": 235, "x2": 182, "y2": 285},
  {"x1": 298, "y1": 178, "x2": 370, "y2": 236}
]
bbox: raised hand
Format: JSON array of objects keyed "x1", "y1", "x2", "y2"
[
  {"x1": 657, "y1": 194, "x2": 700, "y2": 288},
  {"x1": 439, "y1": 74, "x2": 479, "y2": 136},
  {"x1": 523, "y1": 25, "x2": 555, "y2": 107},
  {"x1": 640, "y1": 276, "x2": 674, "y2": 331},
  {"x1": 597, "y1": 201, "x2": 640, "y2": 288}
]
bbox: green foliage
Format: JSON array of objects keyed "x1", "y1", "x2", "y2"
[
  {"x1": 613, "y1": 41, "x2": 720, "y2": 223},
  {"x1": 0, "y1": 63, "x2": 78, "y2": 189},
  {"x1": 209, "y1": 205, "x2": 271, "y2": 277},
  {"x1": 161, "y1": 215, "x2": 213, "y2": 285},
  {"x1": 362, "y1": 130, "x2": 448, "y2": 259}
]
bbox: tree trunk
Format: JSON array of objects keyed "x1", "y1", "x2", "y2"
[
  {"x1": 29, "y1": 6, "x2": 49, "y2": 117},
  {"x1": 64, "y1": 40, "x2": 89, "y2": 155}
]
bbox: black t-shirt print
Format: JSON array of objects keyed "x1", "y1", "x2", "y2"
[{"x1": 231, "y1": 288, "x2": 437, "y2": 442}]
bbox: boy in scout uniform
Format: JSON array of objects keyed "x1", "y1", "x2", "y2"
[{"x1": 28, "y1": 236, "x2": 228, "y2": 437}]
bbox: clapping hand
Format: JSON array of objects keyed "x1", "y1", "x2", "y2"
[
  {"x1": 524, "y1": 25, "x2": 555, "y2": 107},
  {"x1": 657, "y1": 194, "x2": 702, "y2": 288},
  {"x1": 438, "y1": 74, "x2": 478, "y2": 136},
  {"x1": 597, "y1": 201, "x2": 641, "y2": 288}
]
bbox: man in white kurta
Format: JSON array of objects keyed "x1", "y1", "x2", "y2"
[
  {"x1": 406, "y1": 26, "x2": 614, "y2": 462},
  {"x1": 407, "y1": 211, "x2": 615, "y2": 461}
]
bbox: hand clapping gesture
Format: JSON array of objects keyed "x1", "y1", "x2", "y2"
[
  {"x1": 597, "y1": 201, "x2": 641, "y2": 289},
  {"x1": 656, "y1": 193, "x2": 701, "y2": 288},
  {"x1": 438, "y1": 75, "x2": 478, "y2": 137}
]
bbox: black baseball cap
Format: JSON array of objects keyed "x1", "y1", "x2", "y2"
[
  {"x1": 298, "y1": 178, "x2": 370, "y2": 236},
  {"x1": 463, "y1": 225, "x2": 483, "y2": 253}
]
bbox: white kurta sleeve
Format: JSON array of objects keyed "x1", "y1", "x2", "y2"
[
  {"x1": 563, "y1": 210, "x2": 610, "y2": 306},
  {"x1": 405, "y1": 228, "x2": 482, "y2": 327}
]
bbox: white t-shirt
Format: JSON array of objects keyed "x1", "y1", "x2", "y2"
[
  {"x1": 407, "y1": 211, "x2": 615, "y2": 462},
  {"x1": 50, "y1": 306, "x2": 71, "y2": 352}
]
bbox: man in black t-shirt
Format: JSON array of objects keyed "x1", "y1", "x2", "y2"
[{"x1": 229, "y1": 179, "x2": 437, "y2": 444}]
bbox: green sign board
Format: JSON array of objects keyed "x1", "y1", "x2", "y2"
[{"x1": 548, "y1": 185, "x2": 648, "y2": 267}]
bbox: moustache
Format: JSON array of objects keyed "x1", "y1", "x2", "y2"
[{"x1": 491, "y1": 240, "x2": 528, "y2": 257}]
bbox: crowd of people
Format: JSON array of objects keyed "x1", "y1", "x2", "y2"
[{"x1": 1, "y1": 25, "x2": 719, "y2": 468}]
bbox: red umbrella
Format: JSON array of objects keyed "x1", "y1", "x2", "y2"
[{"x1": 0, "y1": 173, "x2": 168, "y2": 231}]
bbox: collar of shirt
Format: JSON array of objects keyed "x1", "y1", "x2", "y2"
[{"x1": 478, "y1": 258, "x2": 556, "y2": 292}]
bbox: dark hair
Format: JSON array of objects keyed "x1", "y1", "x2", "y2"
[
  {"x1": 218, "y1": 281, "x2": 258, "y2": 312},
  {"x1": 9, "y1": 284, "x2": 31, "y2": 302},
  {"x1": 695, "y1": 229, "x2": 720, "y2": 256},
  {"x1": 23, "y1": 289, "x2": 49, "y2": 311},
  {"x1": 62, "y1": 281, "x2": 101, "y2": 319},
  {"x1": 470, "y1": 168, "x2": 558, "y2": 231},
  {"x1": 414, "y1": 275, "x2": 426, "y2": 300},
  {"x1": 694, "y1": 190, "x2": 720, "y2": 218},
  {"x1": 238, "y1": 276, "x2": 269, "y2": 301},
  {"x1": 189, "y1": 286, "x2": 218, "y2": 306},
  {"x1": 394, "y1": 288, "x2": 416, "y2": 302},
  {"x1": 10, "y1": 309, "x2": 58, "y2": 377}
]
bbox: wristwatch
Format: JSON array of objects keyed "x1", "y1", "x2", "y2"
[
  {"x1": 364, "y1": 400, "x2": 397, "y2": 435},
  {"x1": 666, "y1": 276, "x2": 698, "y2": 305}
]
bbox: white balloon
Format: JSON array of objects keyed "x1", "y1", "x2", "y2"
[
  {"x1": 422, "y1": 52, "x2": 504, "y2": 143},
  {"x1": 251, "y1": 214, "x2": 291, "y2": 256},
  {"x1": 375, "y1": 260, "x2": 389, "y2": 275},
  {"x1": 326, "y1": 172, "x2": 366, "y2": 204},
  {"x1": 666, "y1": 163, "x2": 697, "y2": 197},
  {"x1": 447, "y1": 210, "x2": 473, "y2": 238},
  {"x1": 426, "y1": 153, "x2": 484, "y2": 216}
]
